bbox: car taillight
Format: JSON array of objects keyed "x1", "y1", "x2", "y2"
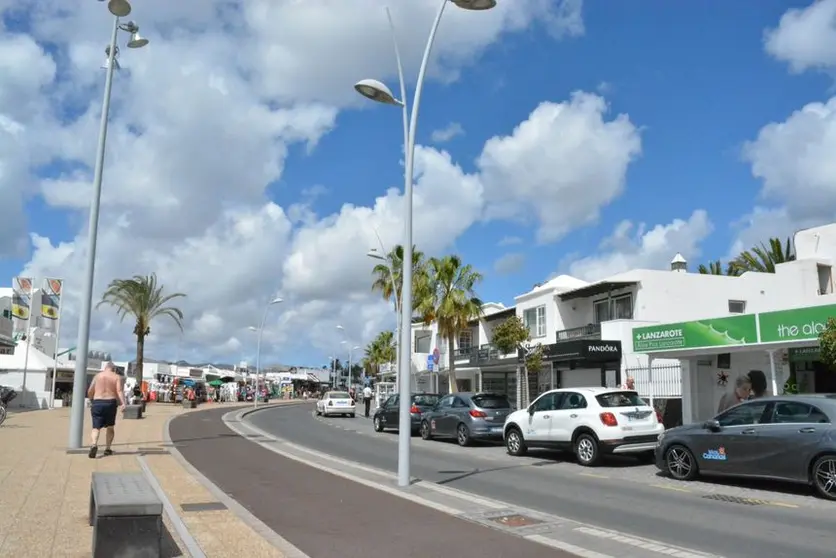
[
  {"x1": 469, "y1": 409, "x2": 487, "y2": 418},
  {"x1": 655, "y1": 410, "x2": 663, "y2": 424},
  {"x1": 599, "y1": 412, "x2": 618, "y2": 427},
  {"x1": 328, "y1": 401, "x2": 333, "y2": 407},
  {"x1": 410, "y1": 405, "x2": 420, "y2": 414}
]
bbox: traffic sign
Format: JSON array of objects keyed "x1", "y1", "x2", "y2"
[
  {"x1": 432, "y1": 348, "x2": 440, "y2": 364},
  {"x1": 426, "y1": 354, "x2": 434, "y2": 371}
]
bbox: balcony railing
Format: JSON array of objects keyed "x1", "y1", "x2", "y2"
[
  {"x1": 556, "y1": 323, "x2": 601, "y2": 342},
  {"x1": 453, "y1": 347, "x2": 473, "y2": 359}
]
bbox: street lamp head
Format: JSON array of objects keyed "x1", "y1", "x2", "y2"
[
  {"x1": 336, "y1": 325, "x2": 344, "y2": 330},
  {"x1": 101, "y1": 47, "x2": 121, "y2": 71},
  {"x1": 107, "y1": 0, "x2": 132, "y2": 18},
  {"x1": 341, "y1": 340, "x2": 347, "y2": 345},
  {"x1": 354, "y1": 79, "x2": 402, "y2": 106},
  {"x1": 269, "y1": 297, "x2": 284, "y2": 305},
  {"x1": 452, "y1": 0, "x2": 497, "y2": 10},
  {"x1": 248, "y1": 326, "x2": 258, "y2": 332},
  {"x1": 366, "y1": 249, "x2": 385, "y2": 261},
  {"x1": 126, "y1": 29, "x2": 149, "y2": 49}
]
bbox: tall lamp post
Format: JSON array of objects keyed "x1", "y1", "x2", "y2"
[
  {"x1": 68, "y1": 0, "x2": 149, "y2": 449},
  {"x1": 341, "y1": 341, "x2": 360, "y2": 387},
  {"x1": 367, "y1": 248, "x2": 401, "y2": 377},
  {"x1": 354, "y1": 0, "x2": 496, "y2": 487},
  {"x1": 248, "y1": 297, "x2": 283, "y2": 410}
]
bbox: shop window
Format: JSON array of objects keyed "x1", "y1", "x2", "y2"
[
  {"x1": 728, "y1": 300, "x2": 746, "y2": 314},
  {"x1": 593, "y1": 294, "x2": 633, "y2": 323},
  {"x1": 818, "y1": 265, "x2": 833, "y2": 295},
  {"x1": 523, "y1": 305, "x2": 547, "y2": 338}
]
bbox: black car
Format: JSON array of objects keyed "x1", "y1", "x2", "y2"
[
  {"x1": 373, "y1": 393, "x2": 440, "y2": 435},
  {"x1": 655, "y1": 394, "x2": 836, "y2": 500}
]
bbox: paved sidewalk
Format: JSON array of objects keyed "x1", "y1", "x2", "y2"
[{"x1": 0, "y1": 401, "x2": 292, "y2": 557}]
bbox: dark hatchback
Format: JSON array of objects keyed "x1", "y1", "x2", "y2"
[
  {"x1": 420, "y1": 392, "x2": 513, "y2": 446},
  {"x1": 373, "y1": 393, "x2": 440, "y2": 435},
  {"x1": 655, "y1": 394, "x2": 836, "y2": 500}
]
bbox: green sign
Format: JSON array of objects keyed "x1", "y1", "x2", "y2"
[
  {"x1": 633, "y1": 315, "x2": 758, "y2": 353},
  {"x1": 758, "y1": 304, "x2": 836, "y2": 344}
]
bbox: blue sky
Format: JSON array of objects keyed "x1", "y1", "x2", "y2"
[{"x1": 2, "y1": 0, "x2": 834, "y2": 366}]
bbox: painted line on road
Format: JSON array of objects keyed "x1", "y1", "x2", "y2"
[
  {"x1": 526, "y1": 535, "x2": 614, "y2": 558},
  {"x1": 651, "y1": 483, "x2": 692, "y2": 493},
  {"x1": 761, "y1": 500, "x2": 799, "y2": 509},
  {"x1": 578, "y1": 472, "x2": 609, "y2": 479}
]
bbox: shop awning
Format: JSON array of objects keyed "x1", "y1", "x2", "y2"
[{"x1": 558, "y1": 280, "x2": 638, "y2": 301}]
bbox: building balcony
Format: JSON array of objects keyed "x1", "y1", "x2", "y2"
[{"x1": 556, "y1": 323, "x2": 601, "y2": 342}]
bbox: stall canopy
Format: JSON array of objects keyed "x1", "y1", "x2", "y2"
[{"x1": 632, "y1": 302, "x2": 836, "y2": 396}]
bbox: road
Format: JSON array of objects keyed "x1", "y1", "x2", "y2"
[{"x1": 250, "y1": 403, "x2": 836, "y2": 558}]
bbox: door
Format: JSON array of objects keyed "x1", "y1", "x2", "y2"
[
  {"x1": 695, "y1": 363, "x2": 715, "y2": 421},
  {"x1": 433, "y1": 395, "x2": 456, "y2": 435},
  {"x1": 548, "y1": 392, "x2": 581, "y2": 442},
  {"x1": 693, "y1": 400, "x2": 770, "y2": 475},
  {"x1": 450, "y1": 396, "x2": 470, "y2": 430},
  {"x1": 381, "y1": 395, "x2": 398, "y2": 427},
  {"x1": 757, "y1": 401, "x2": 830, "y2": 481},
  {"x1": 525, "y1": 392, "x2": 559, "y2": 442}
]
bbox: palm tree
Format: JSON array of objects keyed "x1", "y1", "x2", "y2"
[
  {"x1": 363, "y1": 330, "x2": 397, "y2": 376},
  {"x1": 731, "y1": 237, "x2": 795, "y2": 274},
  {"x1": 416, "y1": 255, "x2": 483, "y2": 393},
  {"x1": 371, "y1": 244, "x2": 426, "y2": 312},
  {"x1": 97, "y1": 273, "x2": 186, "y2": 389},
  {"x1": 698, "y1": 260, "x2": 739, "y2": 276}
]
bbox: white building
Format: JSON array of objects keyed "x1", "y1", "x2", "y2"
[{"x1": 629, "y1": 223, "x2": 836, "y2": 425}]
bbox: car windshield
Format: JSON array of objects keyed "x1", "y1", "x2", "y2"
[
  {"x1": 413, "y1": 394, "x2": 439, "y2": 406},
  {"x1": 330, "y1": 392, "x2": 350, "y2": 399},
  {"x1": 472, "y1": 394, "x2": 511, "y2": 409},
  {"x1": 596, "y1": 391, "x2": 645, "y2": 408}
]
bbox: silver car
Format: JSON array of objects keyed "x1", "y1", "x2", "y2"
[
  {"x1": 419, "y1": 392, "x2": 513, "y2": 446},
  {"x1": 656, "y1": 394, "x2": 836, "y2": 500}
]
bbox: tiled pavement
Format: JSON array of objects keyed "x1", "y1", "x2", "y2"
[{"x1": 0, "y1": 401, "x2": 294, "y2": 558}]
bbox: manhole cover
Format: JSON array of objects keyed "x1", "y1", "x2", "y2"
[
  {"x1": 702, "y1": 494, "x2": 763, "y2": 506},
  {"x1": 489, "y1": 514, "x2": 544, "y2": 527},
  {"x1": 181, "y1": 502, "x2": 227, "y2": 512}
]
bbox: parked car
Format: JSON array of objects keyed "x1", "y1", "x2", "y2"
[
  {"x1": 504, "y1": 387, "x2": 664, "y2": 466},
  {"x1": 656, "y1": 395, "x2": 836, "y2": 500},
  {"x1": 373, "y1": 393, "x2": 440, "y2": 435},
  {"x1": 420, "y1": 392, "x2": 513, "y2": 446},
  {"x1": 315, "y1": 391, "x2": 355, "y2": 418}
]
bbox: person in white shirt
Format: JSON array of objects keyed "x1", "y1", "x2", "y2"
[{"x1": 362, "y1": 385, "x2": 373, "y2": 418}]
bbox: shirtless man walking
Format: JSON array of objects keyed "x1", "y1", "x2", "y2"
[{"x1": 87, "y1": 362, "x2": 126, "y2": 458}]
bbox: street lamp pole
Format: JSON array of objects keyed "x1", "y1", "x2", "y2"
[
  {"x1": 354, "y1": 0, "x2": 496, "y2": 487},
  {"x1": 250, "y1": 297, "x2": 283, "y2": 410},
  {"x1": 68, "y1": 0, "x2": 149, "y2": 449}
]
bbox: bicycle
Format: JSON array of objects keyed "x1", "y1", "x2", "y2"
[{"x1": 0, "y1": 386, "x2": 18, "y2": 426}]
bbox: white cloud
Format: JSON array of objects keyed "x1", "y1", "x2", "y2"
[
  {"x1": 478, "y1": 92, "x2": 642, "y2": 243},
  {"x1": 3, "y1": 0, "x2": 635, "y2": 366},
  {"x1": 566, "y1": 210, "x2": 713, "y2": 281},
  {"x1": 493, "y1": 252, "x2": 525, "y2": 275},
  {"x1": 431, "y1": 122, "x2": 464, "y2": 143},
  {"x1": 764, "y1": 0, "x2": 836, "y2": 73},
  {"x1": 497, "y1": 235, "x2": 523, "y2": 247}
]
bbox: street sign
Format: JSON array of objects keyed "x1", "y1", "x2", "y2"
[
  {"x1": 432, "y1": 348, "x2": 440, "y2": 364},
  {"x1": 426, "y1": 354, "x2": 434, "y2": 371}
]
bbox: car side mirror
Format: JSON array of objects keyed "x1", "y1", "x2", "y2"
[{"x1": 703, "y1": 419, "x2": 722, "y2": 432}]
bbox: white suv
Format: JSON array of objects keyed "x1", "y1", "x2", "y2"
[{"x1": 503, "y1": 387, "x2": 664, "y2": 466}]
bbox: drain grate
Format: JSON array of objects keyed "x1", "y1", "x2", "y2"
[
  {"x1": 702, "y1": 494, "x2": 763, "y2": 506},
  {"x1": 181, "y1": 502, "x2": 227, "y2": 512},
  {"x1": 489, "y1": 514, "x2": 544, "y2": 527}
]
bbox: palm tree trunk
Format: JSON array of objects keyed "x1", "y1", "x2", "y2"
[
  {"x1": 135, "y1": 334, "x2": 145, "y2": 397},
  {"x1": 447, "y1": 334, "x2": 458, "y2": 393}
]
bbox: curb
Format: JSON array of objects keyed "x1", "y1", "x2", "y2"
[{"x1": 164, "y1": 403, "x2": 311, "y2": 558}]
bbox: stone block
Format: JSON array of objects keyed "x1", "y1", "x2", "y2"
[
  {"x1": 89, "y1": 472, "x2": 163, "y2": 558},
  {"x1": 122, "y1": 404, "x2": 143, "y2": 420}
]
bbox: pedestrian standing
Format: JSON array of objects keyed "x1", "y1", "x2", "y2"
[{"x1": 362, "y1": 385, "x2": 373, "y2": 418}]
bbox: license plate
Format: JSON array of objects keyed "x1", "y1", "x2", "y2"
[
  {"x1": 491, "y1": 427, "x2": 503, "y2": 433},
  {"x1": 336, "y1": 402, "x2": 347, "y2": 406}
]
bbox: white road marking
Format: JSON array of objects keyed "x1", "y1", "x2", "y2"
[{"x1": 573, "y1": 526, "x2": 724, "y2": 558}]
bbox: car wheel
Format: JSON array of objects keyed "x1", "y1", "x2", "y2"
[
  {"x1": 315, "y1": 408, "x2": 321, "y2": 416},
  {"x1": 665, "y1": 444, "x2": 698, "y2": 481},
  {"x1": 349, "y1": 414, "x2": 355, "y2": 419},
  {"x1": 505, "y1": 427, "x2": 527, "y2": 456},
  {"x1": 574, "y1": 433, "x2": 601, "y2": 467},
  {"x1": 456, "y1": 423, "x2": 471, "y2": 447},
  {"x1": 420, "y1": 420, "x2": 433, "y2": 440},
  {"x1": 811, "y1": 454, "x2": 836, "y2": 500},
  {"x1": 373, "y1": 416, "x2": 384, "y2": 432}
]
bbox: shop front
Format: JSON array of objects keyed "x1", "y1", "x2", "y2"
[
  {"x1": 518, "y1": 339, "x2": 623, "y2": 403},
  {"x1": 632, "y1": 303, "x2": 836, "y2": 424}
]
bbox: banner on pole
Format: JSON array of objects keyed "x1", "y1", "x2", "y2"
[
  {"x1": 41, "y1": 278, "x2": 63, "y2": 323},
  {"x1": 11, "y1": 277, "x2": 33, "y2": 340}
]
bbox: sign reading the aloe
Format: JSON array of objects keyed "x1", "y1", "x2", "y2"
[
  {"x1": 758, "y1": 304, "x2": 836, "y2": 344},
  {"x1": 634, "y1": 315, "x2": 757, "y2": 352}
]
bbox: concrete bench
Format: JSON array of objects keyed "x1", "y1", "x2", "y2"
[
  {"x1": 89, "y1": 472, "x2": 163, "y2": 558},
  {"x1": 182, "y1": 399, "x2": 197, "y2": 409},
  {"x1": 122, "y1": 404, "x2": 143, "y2": 420}
]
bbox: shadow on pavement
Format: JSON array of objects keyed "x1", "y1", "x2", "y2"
[{"x1": 653, "y1": 470, "x2": 814, "y2": 498}]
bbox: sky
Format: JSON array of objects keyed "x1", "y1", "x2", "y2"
[{"x1": 1, "y1": 0, "x2": 835, "y2": 368}]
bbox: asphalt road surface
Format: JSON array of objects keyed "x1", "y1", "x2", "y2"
[{"x1": 249, "y1": 403, "x2": 836, "y2": 558}]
